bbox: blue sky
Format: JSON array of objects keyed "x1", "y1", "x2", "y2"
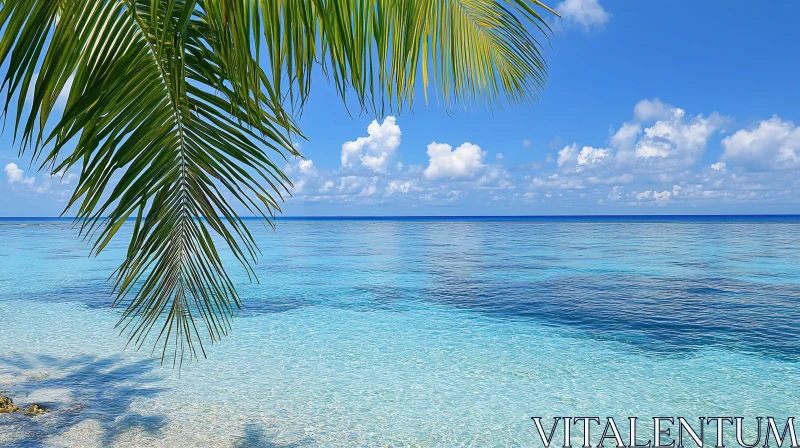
[{"x1": 3, "y1": 0, "x2": 800, "y2": 216}]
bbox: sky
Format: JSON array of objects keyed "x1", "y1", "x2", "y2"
[{"x1": 3, "y1": 0, "x2": 800, "y2": 216}]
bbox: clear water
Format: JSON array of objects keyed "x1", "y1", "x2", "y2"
[{"x1": 1, "y1": 217, "x2": 799, "y2": 447}]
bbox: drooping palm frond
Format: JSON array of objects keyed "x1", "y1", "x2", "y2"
[
  {"x1": 255, "y1": 0, "x2": 556, "y2": 113},
  {"x1": 0, "y1": 0, "x2": 556, "y2": 364}
]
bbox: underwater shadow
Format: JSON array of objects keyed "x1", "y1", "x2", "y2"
[
  {"x1": 233, "y1": 421, "x2": 314, "y2": 448},
  {"x1": 0, "y1": 353, "x2": 166, "y2": 447},
  {"x1": 422, "y1": 270, "x2": 800, "y2": 361}
]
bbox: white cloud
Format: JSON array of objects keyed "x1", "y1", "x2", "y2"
[
  {"x1": 281, "y1": 100, "x2": 800, "y2": 211},
  {"x1": 557, "y1": 144, "x2": 609, "y2": 172},
  {"x1": 337, "y1": 176, "x2": 377, "y2": 195},
  {"x1": 557, "y1": 144, "x2": 577, "y2": 168},
  {"x1": 4, "y1": 163, "x2": 35, "y2": 186},
  {"x1": 522, "y1": 139, "x2": 532, "y2": 148},
  {"x1": 634, "y1": 189, "x2": 672, "y2": 204},
  {"x1": 613, "y1": 99, "x2": 725, "y2": 172},
  {"x1": 424, "y1": 142, "x2": 486, "y2": 180},
  {"x1": 46, "y1": 170, "x2": 76, "y2": 186},
  {"x1": 4, "y1": 162, "x2": 77, "y2": 196},
  {"x1": 721, "y1": 116, "x2": 800, "y2": 171},
  {"x1": 653, "y1": 190, "x2": 672, "y2": 204},
  {"x1": 610, "y1": 122, "x2": 640, "y2": 153},
  {"x1": 477, "y1": 165, "x2": 514, "y2": 190},
  {"x1": 360, "y1": 184, "x2": 378, "y2": 196},
  {"x1": 341, "y1": 116, "x2": 401, "y2": 172},
  {"x1": 387, "y1": 180, "x2": 413, "y2": 194},
  {"x1": 633, "y1": 98, "x2": 672, "y2": 122},
  {"x1": 298, "y1": 159, "x2": 314, "y2": 174},
  {"x1": 555, "y1": 0, "x2": 610, "y2": 29},
  {"x1": 5, "y1": 163, "x2": 24, "y2": 183},
  {"x1": 518, "y1": 99, "x2": 735, "y2": 207},
  {"x1": 577, "y1": 146, "x2": 609, "y2": 166}
]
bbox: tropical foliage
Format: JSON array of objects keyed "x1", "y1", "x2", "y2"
[{"x1": 0, "y1": 0, "x2": 556, "y2": 364}]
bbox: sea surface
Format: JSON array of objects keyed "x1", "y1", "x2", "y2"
[{"x1": 1, "y1": 216, "x2": 799, "y2": 447}]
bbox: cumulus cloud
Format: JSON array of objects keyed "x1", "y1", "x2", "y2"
[
  {"x1": 609, "y1": 122, "x2": 640, "y2": 153},
  {"x1": 613, "y1": 99, "x2": 726, "y2": 172},
  {"x1": 555, "y1": 0, "x2": 610, "y2": 30},
  {"x1": 552, "y1": 98, "x2": 724, "y2": 190},
  {"x1": 578, "y1": 146, "x2": 610, "y2": 166},
  {"x1": 298, "y1": 159, "x2": 315, "y2": 174},
  {"x1": 4, "y1": 162, "x2": 76, "y2": 197},
  {"x1": 556, "y1": 144, "x2": 576, "y2": 168},
  {"x1": 721, "y1": 116, "x2": 800, "y2": 171},
  {"x1": 424, "y1": 142, "x2": 486, "y2": 180},
  {"x1": 557, "y1": 144, "x2": 610, "y2": 173},
  {"x1": 341, "y1": 116, "x2": 401, "y2": 172},
  {"x1": 5, "y1": 163, "x2": 25, "y2": 183},
  {"x1": 516, "y1": 99, "x2": 735, "y2": 207},
  {"x1": 5, "y1": 163, "x2": 34, "y2": 186}
]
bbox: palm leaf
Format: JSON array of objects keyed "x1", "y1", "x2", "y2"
[
  {"x1": 0, "y1": 0, "x2": 556, "y2": 364},
  {"x1": 256, "y1": 0, "x2": 556, "y2": 113}
]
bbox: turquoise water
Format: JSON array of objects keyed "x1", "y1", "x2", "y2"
[{"x1": 1, "y1": 217, "x2": 800, "y2": 447}]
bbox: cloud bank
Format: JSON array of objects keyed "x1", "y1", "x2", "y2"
[
  {"x1": 8, "y1": 100, "x2": 800, "y2": 212},
  {"x1": 281, "y1": 100, "x2": 800, "y2": 211}
]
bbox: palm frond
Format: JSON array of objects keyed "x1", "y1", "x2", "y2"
[
  {"x1": 257, "y1": 0, "x2": 556, "y2": 113},
  {"x1": 0, "y1": 0, "x2": 555, "y2": 364}
]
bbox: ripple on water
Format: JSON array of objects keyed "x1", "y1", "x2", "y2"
[{"x1": 2, "y1": 218, "x2": 800, "y2": 446}]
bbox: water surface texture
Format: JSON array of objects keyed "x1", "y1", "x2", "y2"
[{"x1": 1, "y1": 217, "x2": 799, "y2": 446}]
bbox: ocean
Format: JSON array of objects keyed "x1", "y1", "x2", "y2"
[{"x1": 1, "y1": 216, "x2": 799, "y2": 446}]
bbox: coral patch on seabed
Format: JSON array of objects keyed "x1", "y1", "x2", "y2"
[
  {"x1": 1, "y1": 395, "x2": 20, "y2": 413},
  {"x1": 1, "y1": 395, "x2": 48, "y2": 415},
  {"x1": 23, "y1": 404, "x2": 47, "y2": 415}
]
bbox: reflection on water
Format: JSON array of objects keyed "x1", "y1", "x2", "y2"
[{"x1": 1, "y1": 217, "x2": 800, "y2": 446}]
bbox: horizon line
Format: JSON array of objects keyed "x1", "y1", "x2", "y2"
[{"x1": 3, "y1": 214, "x2": 800, "y2": 220}]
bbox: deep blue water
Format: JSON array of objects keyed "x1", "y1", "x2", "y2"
[{"x1": 4, "y1": 214, "x2": 800, "y2": 222}]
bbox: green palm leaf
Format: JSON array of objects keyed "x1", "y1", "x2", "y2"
[{"x1": 0, "y1": 0, "x2": 556, "y2": 364}]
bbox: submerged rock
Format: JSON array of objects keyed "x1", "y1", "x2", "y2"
[
  {"x1": 0, "y1": 396, "x2": 20, "y2": 413},
  {"x1": 23, "y1": 404, "x2": 46, "y2": 415}
]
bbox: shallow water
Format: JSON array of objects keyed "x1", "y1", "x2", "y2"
[{"x1": 1, "y1": 217, "x2": 799, "y2": 447}]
